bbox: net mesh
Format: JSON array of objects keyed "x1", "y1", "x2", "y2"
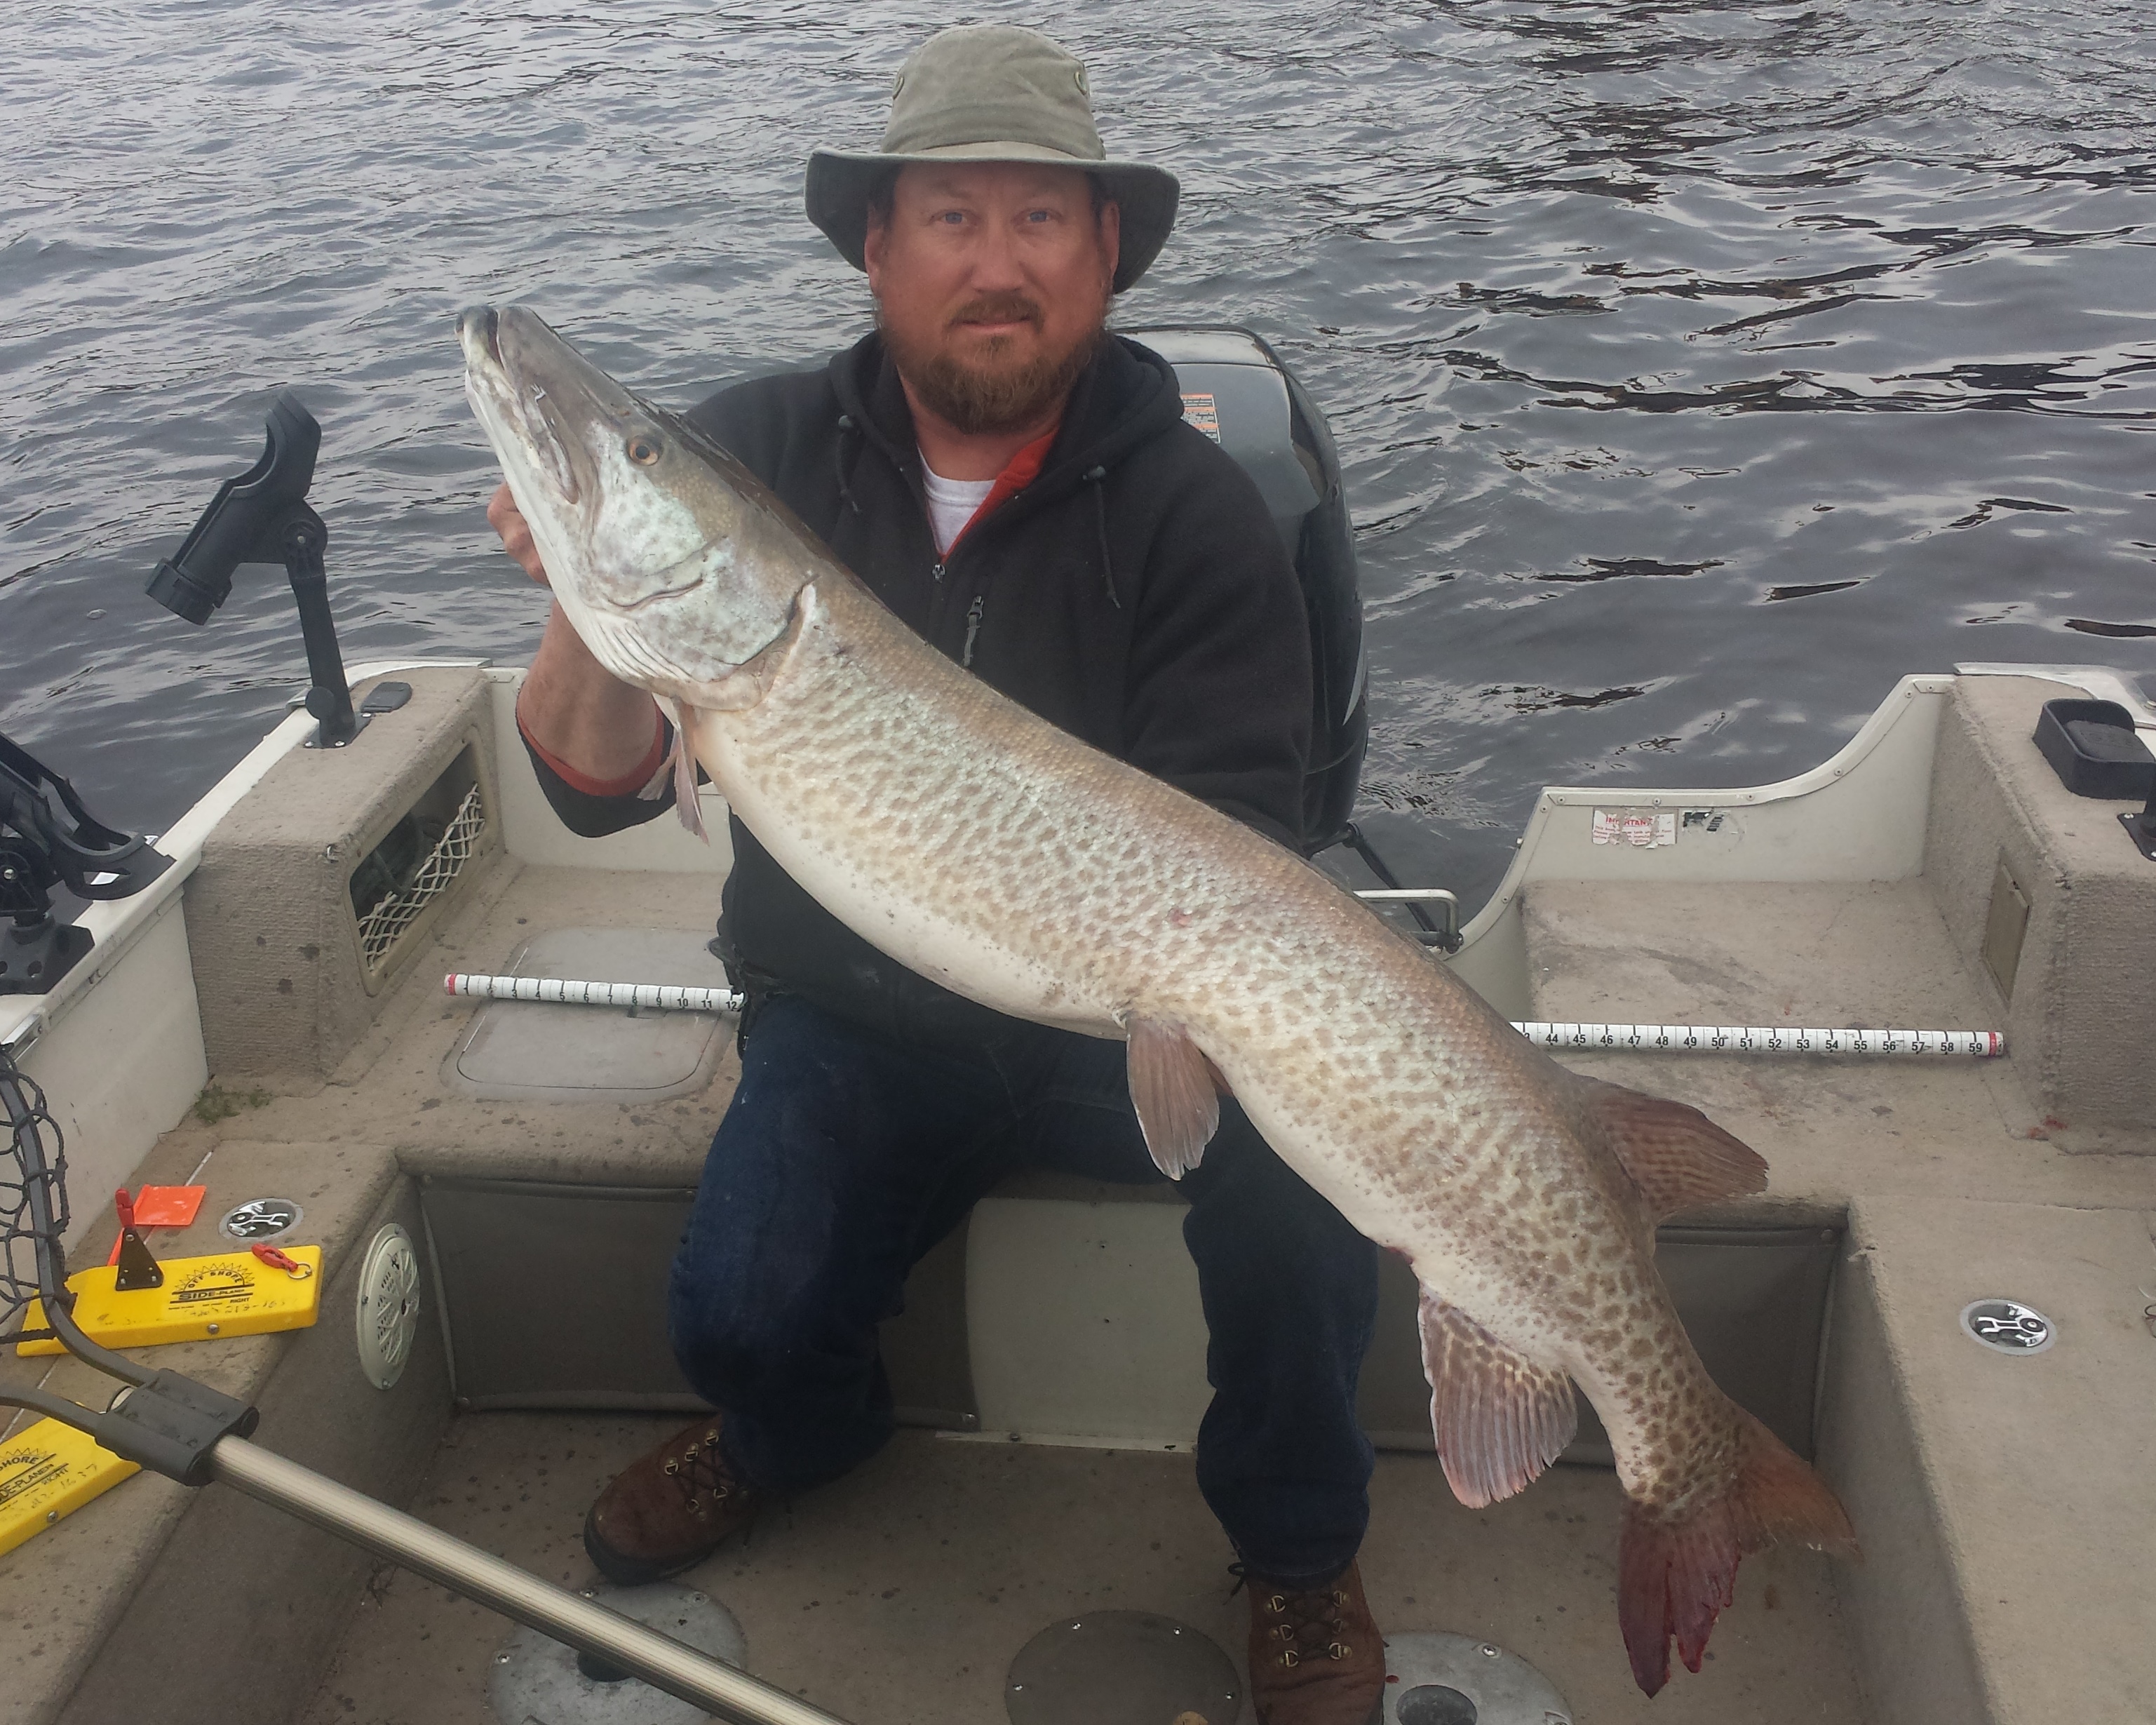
[
  {"x1": 354, "y1": 781, "x2": 485, "y2": 971},
  {"x1": 1, "y1": 1048, "x2": 67, "y2": 1345}
]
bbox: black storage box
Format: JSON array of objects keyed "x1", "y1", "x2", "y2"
[{"x1": 2032, "y1": 698, "x2": 2156, "y2": 800}]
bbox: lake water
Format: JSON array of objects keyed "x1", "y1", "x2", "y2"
[{"x1": 5, "y1": 0, "x2": 2154, "y2": 910}]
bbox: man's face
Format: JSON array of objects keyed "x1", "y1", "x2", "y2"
[{"x1": 865, "y1": 161, "x2": 1120, "y2": 437}]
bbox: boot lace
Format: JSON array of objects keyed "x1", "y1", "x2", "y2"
[
  {"x1": 1234, "y1": 1565, "x2": 1357, "y2": 1668},
  {"x1": 659, "y1": 1425, "x2": 741, "y2": 1519}
]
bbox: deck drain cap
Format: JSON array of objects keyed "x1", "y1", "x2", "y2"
[
  {"x1": 1383, "y1": 1633, "x2": 1572, "y2": 1725},
  {"x1": 489, "y1": 1583, "x2": 745, "y2": 1725},
  {"x1": 355, "y1": 1223, "x2": 422, "y2": 1389},
  {"x1": 1006, "y1": 1610, "x2": 1238, "y2": 1724},
  {"x1": 1960, "y1": 1298, "x2": 2055, "y2": 1353},
  {"x1": 220, "y1": 1197, "x2": 302, "y2": 1241}
]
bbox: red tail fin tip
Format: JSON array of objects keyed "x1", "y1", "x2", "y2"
[{"x1": 1617, "y1": 1407, "x2": 1857, "y2": 1696}]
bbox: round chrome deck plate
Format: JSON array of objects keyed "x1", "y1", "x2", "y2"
[
  {"x1": 1960, "y1": 1297, "x2": 2055, "y2": 1353},
  {"x1": 488, "y1": 1583, "x2": 746, "y2": 1725},
  {"x1": 1382, "y1": 1632, "x2": 1573, "y2": 1725},
  {"x1": 1006, "y1": 1610, "x2": 1239, "y2": 1725}
]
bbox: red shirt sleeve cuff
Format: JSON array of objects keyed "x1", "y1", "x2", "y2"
[{"x1": 518, "y1": 699, "x2": 668, "y2": 798}]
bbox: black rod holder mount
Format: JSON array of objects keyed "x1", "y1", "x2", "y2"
[{"x1": 146, "y1": 392, "x2": 364, "y2": 749}]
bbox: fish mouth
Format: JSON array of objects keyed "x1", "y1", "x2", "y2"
[
  {"x1": 459, "y1": 305, "x2": 594, "y2": 506},
  {"x1": 457, "y1": 305, "x2": 506, "y2": 374}
]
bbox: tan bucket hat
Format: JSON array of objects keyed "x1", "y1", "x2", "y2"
[{"x1": 805, "y1": 25, "x2": 1180, "y2": 295}]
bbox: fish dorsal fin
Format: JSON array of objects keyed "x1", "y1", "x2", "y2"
[
  {"x1": 668, "y1": 701, "x2": 708, "y2": 842},
  {"x1": 1419, "y1": 1292, "x2": 1577, "y2": 1509},
  {"x1": 1126, "y1": 1016, "x2": 1220, "y2": 1180},
  {"x1": 1574, "y1": 1075, "x2": 1768, "y2": 1221}
]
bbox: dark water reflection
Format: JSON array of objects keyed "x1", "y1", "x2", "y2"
[{"x1": 4, "y1": 0, "x2": 2153, "y2": 911}]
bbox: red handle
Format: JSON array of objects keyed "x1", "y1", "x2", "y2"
[{"x1": 114, "y1": 1187, "x2": 136, "y2": 1230}]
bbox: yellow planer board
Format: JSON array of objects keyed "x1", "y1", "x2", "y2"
[
  {"x1": 0, "y1": 1417, "x2": 140, "y2": 1557},
  {"x1": 15, "y1": 1244, "x2": 323, "y2": 1355}
]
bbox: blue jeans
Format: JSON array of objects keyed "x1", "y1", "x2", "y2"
[{"x1": 667, "y1": 994, "x2": 1379, "y2": 1587}]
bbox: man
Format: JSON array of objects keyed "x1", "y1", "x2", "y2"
[{"x1": 495, "y1": 25, "x2": 1383, "y2": 1723}]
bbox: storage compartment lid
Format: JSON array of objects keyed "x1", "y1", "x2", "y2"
[{"x1": 445, "y1": 927, "x2": 729, "y2": 1102}]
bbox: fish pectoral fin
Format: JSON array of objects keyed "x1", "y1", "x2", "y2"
[
  {"x1": 1575, "y1": 1074, "x2": 1768, "y2": 1222},
  {"x1": 1126, "y1": 1016, "x2": 1220, "y2": 1181},
  {"x1": 1418, "y1": 1292, "x2": 1578, "y2": 1510},
  {"x1": 667, "y1": 700, "x2": 708, "y2": 842}
]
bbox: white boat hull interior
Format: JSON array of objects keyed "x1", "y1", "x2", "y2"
[{"x1": 3, "y1": 662, "x2": 2152, "y2": 1725}]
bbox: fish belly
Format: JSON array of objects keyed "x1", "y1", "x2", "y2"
[{"x1": 701, "y1": 579, "x2": 1688, "y2": 1449}]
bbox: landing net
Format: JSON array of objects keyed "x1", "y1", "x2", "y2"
[{"x1": 0, "y1": 1047, "x2": 67, "y2": 1346}]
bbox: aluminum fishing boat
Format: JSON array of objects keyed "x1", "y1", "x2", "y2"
[{"x1": 4, "y1": 328, "x2": 2152, "y2": 1725}]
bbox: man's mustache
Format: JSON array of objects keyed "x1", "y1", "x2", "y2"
[{"x1": 949, "y1": 294, "x2": 1044, "y2": 331}]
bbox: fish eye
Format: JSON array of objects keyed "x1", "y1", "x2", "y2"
[{"x1": 626, "y1": 434, "x2": 663, "y2": 466}]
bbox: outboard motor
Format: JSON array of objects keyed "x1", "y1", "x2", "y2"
[{"x1": 1131, "y1": 327, "x2": 1368, "y2": 854}]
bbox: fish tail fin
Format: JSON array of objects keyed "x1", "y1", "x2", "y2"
[{"x1": 1617, "y1": 1402, "x2": 1857, "y2": 1696}]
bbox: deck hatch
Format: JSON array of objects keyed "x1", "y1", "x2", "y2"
[
  {"x1": 1980, "y1": 855, "x2": 2030, "y2": 1001},
  {"x1": 443, "y1": 927, "x2": 731, "y2": 1103}
]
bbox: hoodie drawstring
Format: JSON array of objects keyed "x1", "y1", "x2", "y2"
[
  {"x1": 1083, "y1": 465, "x2": 1119, "y2": 610},
  {"x1": 834, "y1": 414, "x2": 863, "y2": 516}
]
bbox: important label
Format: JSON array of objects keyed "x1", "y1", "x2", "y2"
[
  {"x1": 15, "y1": 1245, "x2": 323, "y2": 1355},
  {"x1": 0, "y1": 1418, "x2": 138, "y2": 1557},
  {"x1": 1591, "y1": 808, "x2": 1677, "y2": 847},
  {"x1": 1180, "y1": 392, "x2": 1221, "y2": 442}
]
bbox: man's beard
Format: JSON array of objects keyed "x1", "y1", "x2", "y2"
[{"x1": 881, "y1": 292, "x2": 1104, "y2": 437}]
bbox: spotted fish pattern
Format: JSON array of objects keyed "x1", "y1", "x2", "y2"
[{"x1": 461, "y1": 304, "x2": 1856, "y2": 1696}]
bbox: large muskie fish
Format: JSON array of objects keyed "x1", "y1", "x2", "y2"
[{"x1": 460, "y1": 304, "x2": 1854, "y2": 1694}]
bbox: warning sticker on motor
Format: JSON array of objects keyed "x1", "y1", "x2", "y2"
[
  {"x1": 1592, "y1": 809, "x2": 1677, "y2": 847},
  {"x1": 1180, "y1": 392, "x2": 1220, "y2": 442}
]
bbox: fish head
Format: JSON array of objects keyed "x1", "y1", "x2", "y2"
[{"x1": 459, "y1": 304, "x2": 808, "y2": 704}]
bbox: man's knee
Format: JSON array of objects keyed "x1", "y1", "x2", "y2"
[{"x1": 668, "y1": 1211, "x2": 861, "y2": 1375}]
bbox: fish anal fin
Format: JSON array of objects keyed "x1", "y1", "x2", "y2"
[
  {"x1": 1618, "y1": 1404, "x2": 1857, "y2": 1695},
  {"x1": 1418, "y1": 1292, "x2": 1577, "y2": 1510},
  {"x1": 1126, "y1": 1016, "x2": 1220, "y2": 1180},
  {"x1": 668, "y1": 701, "x2": 708, "y2": 842},
  {"x1": 1575, "y1": 1075, "x2": 1768, "y2": 1221}
]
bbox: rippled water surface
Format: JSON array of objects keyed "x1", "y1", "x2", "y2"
[{"x1": 6, "y1": 0, "x2": 2155, "y2": 906}]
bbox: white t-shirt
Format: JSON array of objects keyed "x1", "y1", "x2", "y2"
[{"x1": 921, "y1": 459, "x2": 997, "y2": 557}]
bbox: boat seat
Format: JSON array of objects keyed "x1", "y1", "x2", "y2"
[{"x1": 403, "y1": 901, "x2": 1844, "y2": 1472}]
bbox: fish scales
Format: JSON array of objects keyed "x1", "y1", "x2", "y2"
[
  {"x1": 716, "y1": 575, "x2": 1722, "y2": 1491},
  {"x1": 460, "y1": 304, "x2": 1856, "y2": 1696}
]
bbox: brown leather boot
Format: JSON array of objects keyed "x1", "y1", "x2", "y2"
[
  {"x1": 1246, "y1": 1559, "x2": 1387, "y2": 1725},
  {"x1": 583, "y1": 1416, "x2": 758, "y2": 1585}
]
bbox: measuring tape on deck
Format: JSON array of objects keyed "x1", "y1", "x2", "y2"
[
  {"x1": 447, "y1": 974, "x2": 746, "y2": 1013},
  {"x1": 446, "y1": 975, "x2": 2002, "y2": 1057},
  {"x1": 1516, "y1": 1022, "x2": 2002, "y2": 1056}
]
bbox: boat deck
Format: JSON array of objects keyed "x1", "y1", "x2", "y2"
[
  {"x1": 295, "y1": 1418, "x2": 1859, "y2": 1725},
  {"x1": 6, "y1": 666, "x2": 2153, "y2": 1725}
]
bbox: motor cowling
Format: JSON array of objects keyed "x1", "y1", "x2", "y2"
[{"x1": 1131, "y1": 327, "x2": 1368, "y2": 854}]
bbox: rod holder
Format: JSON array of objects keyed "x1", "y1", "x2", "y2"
[{"x1": 146, "y1": 392, "x2": 364, "y2": 750}]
